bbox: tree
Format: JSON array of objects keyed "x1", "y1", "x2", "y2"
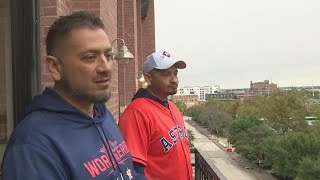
[
  {"x1": 296, "y1": 157, "x2": 320, "y2": 180},
  {"x1": 265, "y1": 90, "x2": 308, "y2": 133},
  {"x1": 205, "y1": 99, "x2": 239, "y2": 118},
  {"x1": 229, "y1": 117, "x2": 275, "y2": 161},
  {"x1": 228, "y1": 117, "x2": 262, "y2": 145},
  {"x1": 265, "y1": 132, "x2": 320, "y2": 179},
  {"x1": 187, "y1": 129, "x2": 195, "y2": 148},
  {"x1": 237, "y1": 101, "x2": 263, "y2": 121},
  {"x1": 174, "y1": 101, "x2": 187, "y2": 113},
  {"x1": 205, "y1": 106, "x2": 233, "y2": 137},
  {"x1": 185, "y1": 103, "x2": 233, "y2": 136},
  {"x1": 185, "y1": 105, "x2": 205, "y2": 125}
]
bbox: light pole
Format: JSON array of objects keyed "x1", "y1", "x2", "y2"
[{"x1": 111, "y1": 38, "x2": 134, "y2": 114}]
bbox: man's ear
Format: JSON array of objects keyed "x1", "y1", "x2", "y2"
[
  {"x1": 144, "y1": 73, "x2": 152, "y2": 86},
  {"x1": 46, "y1": 55, "x2": 63, "y2": 81}
]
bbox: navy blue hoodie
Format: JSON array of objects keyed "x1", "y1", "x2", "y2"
[{"x1": 1, "y1": 88, "x2": 136, "y2": 180}]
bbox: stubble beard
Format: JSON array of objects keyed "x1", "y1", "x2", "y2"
[
  {"x1": 60, "y1": 78, "x2": 111, "y2": 104},
  {"x1": 168, "y1": 88, "x2": 178, "y2": 95}
]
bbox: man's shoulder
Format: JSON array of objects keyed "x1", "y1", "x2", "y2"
[
  {"x1": 127, "y1": 98, "x2": 148, "y2": 108},
  {"x1": 168, "y1": 101, "x2": 180, "y2": 110},
  {"x1": 8, "y1": 112, "x2": 54, "y2": 146}
]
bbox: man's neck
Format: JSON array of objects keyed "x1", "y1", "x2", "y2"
[
  {"x1": 146, "y1": 87, "x2": 168, "y2": 101},
  {"x1": 53, "y1": 86, "x2": 94, "y2": 116}
]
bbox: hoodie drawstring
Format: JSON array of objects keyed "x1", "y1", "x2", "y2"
[{"x1": 92, "y1": 118, "x2": 125, "y2": 179}]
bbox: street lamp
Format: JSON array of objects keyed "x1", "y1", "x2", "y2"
[
  {"x1": 111, "y1": 38, "x2": 134, "y2": 64},
  {"x1": 111, "y1": 38, "x2": 134, "y2": 114}
]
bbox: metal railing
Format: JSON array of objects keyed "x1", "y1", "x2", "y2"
[{"x1": 191, "y1": 148, "x2": 227, "y2": 180}]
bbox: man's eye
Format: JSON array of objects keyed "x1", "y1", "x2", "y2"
[
  {"x1": 82, "y1": 55, "x2": 96, "y2": 61},
  {"x1": 105, "y1": 51, "x2": 115, "y2": 60},
  {"x1": 162, "y1": 72, "x2": 171, "y2": 76}
]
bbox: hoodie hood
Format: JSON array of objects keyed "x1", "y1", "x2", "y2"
[
  {"x1": 132, "y1": 88, "x2": 168, "y2": 108},
  {"x1": 27, "y1": 87, "x2": 106, "y2": 124}
]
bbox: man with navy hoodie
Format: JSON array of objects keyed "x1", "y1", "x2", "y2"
[{"x1": 1, "y1": 11, "x2": 143, "y2": 180}]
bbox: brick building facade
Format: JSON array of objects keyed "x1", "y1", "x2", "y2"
[
  {"x1": 250, "y1": 80, "x2": 278, "y2": 96},
  {"x1": 0, "y1": 0, "x2": 155, "y2": 164},
  {"x1": 171, "y1": 94, "x2": 199, "y2": 108}
]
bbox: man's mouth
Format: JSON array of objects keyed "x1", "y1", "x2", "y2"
[{"x1": 95, "y1": 79, "x2": 110, "y2": 87}]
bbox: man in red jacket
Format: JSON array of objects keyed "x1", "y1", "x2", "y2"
[{"x1": 119, "y1": 51, "x2": 193, "y2": 180}]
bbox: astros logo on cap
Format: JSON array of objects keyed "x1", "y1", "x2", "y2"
[{"x1": 162, "y1": 51, "x2": 170, "y2": 57}]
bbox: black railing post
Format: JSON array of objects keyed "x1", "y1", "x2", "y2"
[
  {"x1": 192, "y1": 148, "x2": 227, "y2": 180},
  {"x1": 194, "y1": 149, "x2": 201, "y2": 180}
]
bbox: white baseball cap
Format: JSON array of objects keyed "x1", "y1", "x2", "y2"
[{"x1": 143, "y1": 51, "x2": 186, "y2": 74}]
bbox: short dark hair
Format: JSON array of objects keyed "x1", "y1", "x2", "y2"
[{"x1": 46, "y1": 11, "x2": 105, "y2": 56}]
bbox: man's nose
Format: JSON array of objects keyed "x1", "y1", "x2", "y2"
[
  {"x1": 170, "y1": 75, "x2": 179, "y2": 83},
  {"x1": 97, "y1": 55, "x2": 113, "y2": 72}
]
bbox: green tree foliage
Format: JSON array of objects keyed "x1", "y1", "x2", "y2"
[
  {"x1": 205, "y1": 106, "x2": 233, "y2": 137},
  {"x1": 295, "y1": 157, "x2": 320, "y2": 180},
  {"x1": 266, "y1": 90, "x2": 308, "y2": 133},
  {"x1": 237, "y1": 97, "x2": 266, "y2": 120},
  {"x1": 185, "y1": 103, "x2": 233, "y2": 136},
  {"x1": 229, "y1": 118, "x2": 275, "y2": 161},
  {"x1": 174, "y1": 101, "x2": 187, "y2": 113},
  {"x1": 187, "y1": 129, "x2": 195, "y2": 148},
  {"x1": 205, "y1": 99, "x2": 239, "y2": 116},
  {"x1": 264, "y1": 132, "x2": 320, "y2": 179},
  {"x1": 188, "y1": 89, "x2": 320, "y2": 178},
  {"x1": 305, "y1": 103, "x2": 320, "y2": 117},
  {"x1": 227, "y1": 89, "x2": 320, "y2": 178},
  {"x1": 185, "y1": 105, "x2": 203, "y2": 124},
  {"x1": 307, "y1": 121, "x2": 320, "y2": 135},
  {"x1": 228, "y1": 118, "x2": 262, "y2": 145}
]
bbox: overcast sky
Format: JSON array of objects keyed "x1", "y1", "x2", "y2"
[{"x1": 154, "y1": 0, "x2": 320, "y2": 89}]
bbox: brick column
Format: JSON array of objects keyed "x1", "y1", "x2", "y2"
[
  {"x1": 117, "y1": 0, "x2": 139, "y2": 111},
  {"x1": 141, "y1": 0, "x2": 155, "y2": 63},
  {"x1": 138, "y1": 0, "x2": 155, "y2": 88}
]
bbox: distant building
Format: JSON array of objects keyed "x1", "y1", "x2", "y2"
[
  {"x1": 235, "y1": 91, "x2": 255, "y2": 100},
  {"x1": 171, "y1": 94, "x2": 199, "y2": 108},
  {"x1": 205, "y1": 93, "x2": 236, "y2": 101},
  {"x1": 250, "y1": 80, "x2": 278, "y2": 96},
  {"x1": 177, "y1": 85, "x2": 220, "y2": 101}
]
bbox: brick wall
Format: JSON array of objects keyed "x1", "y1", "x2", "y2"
[
  {"x1": 141, "y1": 0, "x2": 155, "y2": 66},
  {"x1": 118, "y1": 0, "x2": 155, "y2": 109},
  {"x1": 40, "y1": 0, "x2": 72, "y2": 90},
  {"x1": 117, "y1": 0, "x2": 138, "y2": 108},
  {"x1": 99, "y1": 0, "x2": 118, "y2": 118},
  {"x1": 139, "y1": 0, "x2": 155, "y2": 88}
]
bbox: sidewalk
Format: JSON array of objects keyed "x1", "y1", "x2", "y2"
[{"x1": 185, "y1": 120, "x2": 277, "y2": 180}]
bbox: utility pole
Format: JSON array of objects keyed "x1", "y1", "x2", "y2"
[{"x1": 312, "y1": 84, "x2": 315, "y2": 98}]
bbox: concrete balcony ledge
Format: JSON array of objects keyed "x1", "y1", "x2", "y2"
[
  {"x1": 191, "y1": 147, "x2": 227, "y2": 180},
  {"x1": 186, "y1": 121, "x2": 257, "y2": 180}
]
